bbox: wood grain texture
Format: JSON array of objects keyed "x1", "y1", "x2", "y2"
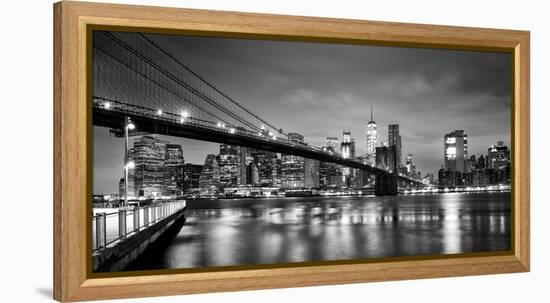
[{"x1": 53, "y1": 1, "x2": 530, "y2": 301}]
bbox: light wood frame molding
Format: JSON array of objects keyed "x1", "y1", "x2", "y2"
[{"x1": 53, "y1": 1, "x2": 530, "y2": 301}]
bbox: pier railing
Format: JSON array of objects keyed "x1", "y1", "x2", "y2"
[{"x1": 92, "y1": 200, "x2": 186, "y2": 252}]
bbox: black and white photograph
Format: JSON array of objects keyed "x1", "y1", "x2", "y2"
[{"x1": 91, "y1": 30, "x2": 512, "y2": 273}]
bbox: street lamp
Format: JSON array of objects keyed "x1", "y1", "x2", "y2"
[
  {"x1": 180, "y1": 111, "x2": 189, "y2": 123},
  {"x1": 157, "y1": 109, "x2": 163, "y2": 116},
  {"x1": 123, "y1": 117, "x2": 135, "y2": 208},
  {"x1": 125, "y1": 161, "x2": 135, "y2": 169}
]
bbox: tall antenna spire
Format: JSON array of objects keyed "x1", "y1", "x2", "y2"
[{"x1": 370, "y1": 104, "x2": 373, "y2": 122}]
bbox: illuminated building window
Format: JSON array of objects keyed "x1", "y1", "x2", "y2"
[
  {"x1": 446, "y1": 147, "x2": 456, "y2": 159},
  {"x1": 445, "y1": 137, "x2": 456, "y2": 144}
]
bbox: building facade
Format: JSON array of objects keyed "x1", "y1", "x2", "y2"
[
  {"x1": 199, "y1": 154, "x2": 220, "y2": 195},
  {"x1": 132, "y1": 135, "x2": 168, "y2": 198},
  {"x1": 164, "y1": 144, "x2": 184, "y2": 196},
  {"x1": 405, "y1": 153, "x2": 416, "y2": 177},
  {"x1": 325, "y1": 137, "x2": 339, "y2": 154},
  {"x1": 281, "y1": 133, "x2": 306, "y2": 188},
  {"x1": 388, "y1": 124, "x2": 402, "y2": 167},
  {"x1": 340, "y1": 130, "x2": 356, "y2": 159},
  {"x1": 304, "y1": 158, "x2": 320, "y2": 188},
  {"x1": 183, "y1": 163, "x2": 202, "y2": 191},
  {"x1": 487, "y1": 141, "x2": 510, "y2": 170},
  {"x1": 366, "y1": 106, "x2": 377, "y2": 166},
  {"x1": 219, "y1": 144, "x2": 239, "y2": 189},
  {"x1": 444, "y1": 130, "x2": 468, "y2": 173}
]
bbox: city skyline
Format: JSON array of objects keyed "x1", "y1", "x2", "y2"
[
  {"x1": 94, "y1": 125, "x2": 510, "y2": 194},
  {"x1": 94, "y1": 32, "x2": 511, "y2": 193}
]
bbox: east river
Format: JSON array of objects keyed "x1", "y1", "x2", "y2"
[{"x1": 126, "y1": 192, "x2": 511, "y2": 270}]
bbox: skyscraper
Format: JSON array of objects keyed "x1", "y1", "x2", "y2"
[
  {"x1": 478, "y1": 155, "x2": 486, "y2": 169},
  {"x1": 487, "y1": 141, "x2": 511, "y2": 184},
  {"x1": 487, "y1": 141, "x2": 510, "y2": 170},
  {"x1": 340, "y1": 130, "x2": 355, "y2": 159},
  {"x1": 219, "y1": 144, "x2": 239, "y2": 188},
  {"x1": 199, "y1": 154, "x2": 220, "y2": 194},
  {"x1": 405, "y1": 153, "x2": 414, "y2": 176},
  {"x1": 366, "y1": 105, "x2": 377, "y2": 166},
  {"x1": 246, "y1": 162, "x2": 260, "y2": 185},
  {"x1": 238, "y1": 146, "x2": 248, "y2": 185},
  {"x1": 325, "y1": 137, "x2": 339, "y2": 153},
  {"x1": 467, "y1": 155, "x2": 477, "y2": 172},
  {"x1": 388, "y1": 124, "x2": 402, "y2": 167},
  {"x1": 250, "y1": 150, "x2": 277, "y2": 186},
  {"x1": 183, "y1": 163, "x2": 202, "y2": 190},
  {"x1": 281, "y1": 133, "x2": 306, "y2": 188},
  {"x1": 304, "y1": 158, "x2": 320, "y2": 188},
  {"x1": 271, "y1": 157, "x2": 282, "y2": 187},
  {"x1": 133, "y1": 135, "x2": 168, "y2": 198},
  {"x1": 164, "y1": 144, "x2": 184, "y2": 196},
  {"x1": 444, "y1": 130, "x2": 468, "y2": 173}
]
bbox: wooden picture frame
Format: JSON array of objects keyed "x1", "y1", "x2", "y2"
[{"x1": 53, "y1": 1, "x2": 530, "y2": 301}]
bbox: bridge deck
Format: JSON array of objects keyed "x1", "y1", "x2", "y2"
[{"x1": 92, "y1": 98, "x2": 423, "y2": 184}]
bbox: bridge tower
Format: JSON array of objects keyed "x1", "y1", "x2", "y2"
[{"x1": 375, "y1": 174, "x2": 398, "y2": 196}]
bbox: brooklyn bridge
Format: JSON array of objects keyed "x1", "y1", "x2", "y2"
[{"x1": 92, "y1": 31, "x2": 424, "y2": 196}]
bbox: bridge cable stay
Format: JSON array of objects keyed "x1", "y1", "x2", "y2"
[
  {"x1": 125, "y1": 32, "x2": 269, "y2": 134},
  {"x1": 95, "y1": 31, "x2": 245, "y2": 129},
  {"x1": 139, "y1": 33, "x2": 288, "y2": 137},
  {"x1": 97, "y1": 32, "x2": 219, "y2": 122},
  {"x1": 99, "y1": 32, "x2": 265, "y2": 133},
  {"x1": 93, "y1": 44, "x2": 233, "y2": 127},
  {"x1": 95, "y1": 34, "x2": 173, "y2": 114},
  {"x1": 137, "y1": 32, "x2": 265, "y2": 130}
]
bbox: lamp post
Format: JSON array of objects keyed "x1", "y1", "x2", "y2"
[{"x1": 124, "y1": 117, "x2": 135, "y2": 208}]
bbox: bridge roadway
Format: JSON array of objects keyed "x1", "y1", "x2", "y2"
[{"x1": 92, "y1": 98, "x2": 423, "y2": 189}]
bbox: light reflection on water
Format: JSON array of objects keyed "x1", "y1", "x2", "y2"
[{"x1": 126, "y1": 192, "x2": 510, "y2": 271}]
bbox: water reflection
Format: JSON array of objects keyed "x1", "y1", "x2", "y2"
[{"x1": 126, "y1": 192, "x2": 510, "y2": 271}]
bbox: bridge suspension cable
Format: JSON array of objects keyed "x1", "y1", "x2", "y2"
[
  {"x1": 94, "y1": 38, "x2": 233, "y2": 128},
  {"x1": 99, "y1": 32, "x2": 261, "y2": 132},
  {"x1": 138, "y1": 33, "x2": 287, "y2": 137},
  {"x1": 93, "y1": 31, "x2": 286, "y2": 137}
]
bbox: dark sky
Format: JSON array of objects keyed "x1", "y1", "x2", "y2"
[{"x1": 94, "y1": 32, "x2": 511, "y2": 194}]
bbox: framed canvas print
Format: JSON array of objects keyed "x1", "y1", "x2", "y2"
[{"x1": 53, "y1": 1, "x2": 530, "y2": 302}]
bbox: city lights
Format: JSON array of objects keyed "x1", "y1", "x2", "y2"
[
  {"x1": 89, "y1": 31, "x2": 513, "y2": 274},
  {"x1": 445, "y1": 146, "x2": 456, "y2": 158},
  {"x1": 125, "y1": 161, "x2": 135, "y2": 169}
]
